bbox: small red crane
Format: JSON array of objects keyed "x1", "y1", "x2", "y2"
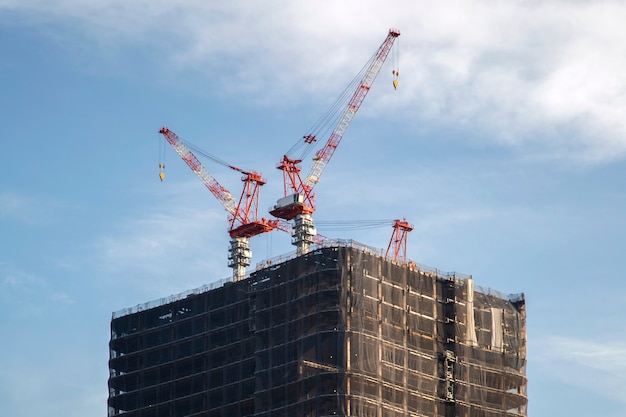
[
  {"x1": 159, "y1": 126, "x2": 277, "y2": 280},
  {"x1": 386, "y1": 219, "x2": 413, "y2": 263},
  {"x1": 270, "y1": 28, "x2": 401, "y2": 254}
]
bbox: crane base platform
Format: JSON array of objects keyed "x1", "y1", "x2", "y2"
[{"x1": 229, "y1": 220, "x2": 278, "y2": 239}]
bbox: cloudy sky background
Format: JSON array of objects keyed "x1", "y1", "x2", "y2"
[{"x1": 1, "y1": 1, "x2": 625, "y2": 416}]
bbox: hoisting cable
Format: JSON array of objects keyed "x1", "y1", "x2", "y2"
[
  {"x1": 392, "y1": 35, "x2": 400, "y2": 90},
  {"x1": 158, "y1": 133, "x2": 166, "y2": 181},
  {"x1": 284, "y1": 47, "x2": 383, "y2": 162},
  {"x1": 184, "y1": 140, "x2": 252, "y2": 174},
  {"x1": 160, "y1": 132, "x2": 255, "y2": 179},
  {"x1": 315, "y1": 219, "x2": 395, "y2": 232}
]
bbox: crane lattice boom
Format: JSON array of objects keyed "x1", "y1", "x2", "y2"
[
  {"x1": 159, "y1": 127, "x2": 236, "y2": 214},
  {"x1": 271, "y1": 28, "x2": 400, "y2": 221},
  {"x1": 306, "y1": 28, "x2": 401, "y2": 187},
  {"x1": 159, "y1": 126, "x2": 277, "y2": 239}
]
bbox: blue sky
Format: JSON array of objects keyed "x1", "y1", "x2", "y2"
[{"x1": 1, "y1": 1, "x2": 625, "y2": 416}]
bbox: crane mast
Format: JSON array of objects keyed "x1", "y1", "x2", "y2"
[
  {"x1": 159, "y1": 127, "x2": 277, "y2": 281},
  {"x1": 270, "y1": 28, "x2": 400, "y2": 254}
]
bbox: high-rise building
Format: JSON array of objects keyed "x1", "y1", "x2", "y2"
[{"x1": 108, "y1": 241, "x2": 527, "y2": 417}]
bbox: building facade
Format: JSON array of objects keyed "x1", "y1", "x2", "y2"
[{"x1": 108, "y1": 242, "x2": 527, "y2": 417}]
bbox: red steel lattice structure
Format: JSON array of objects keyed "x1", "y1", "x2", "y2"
[
  {"x1": 386, "y1": 218, "x2": 414, "y2": 263},
  {"x1": 271, "y1": 28, "x2": 401, "y2": 221},
  {"x1": 158, "y1": 127, "x2": 277, "y2": 239}
]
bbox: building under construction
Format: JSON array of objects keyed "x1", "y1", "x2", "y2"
[{"x1": 108, "y1": 241, "x2": 527, "y2": 417}]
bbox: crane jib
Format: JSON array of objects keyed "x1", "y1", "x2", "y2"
[
  {"x1": 305, "y1": 29, "x2": 399, "y2": 190},
  {"x1": 273, "y1": 29, "x2": 400, "y2": 221},
  {"x1": 158, "y1": 126, "x2": 273, "y2": 238}
]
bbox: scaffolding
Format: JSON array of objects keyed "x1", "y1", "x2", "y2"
[{"x1": 108, "y1": 242, "x2": 527, "y2": 417}]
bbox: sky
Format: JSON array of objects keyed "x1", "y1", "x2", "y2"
[{"x1": 1, "y1": 1, "x2": 625, "y2": 416}]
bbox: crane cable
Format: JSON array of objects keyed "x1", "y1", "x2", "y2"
[
  {"x1": 158, "y1": 134, "x2": 166, "y2": 181},
  {"x1": 185, "y1": 141, "x2": 238, "y2": 171},
  {"x1": 284, "y1": 47, "x2": 382, "y2": 163},
  {"x1": 159, "y1": 133, "x2": 255, "y2": 180},
  {"x1": 315, "y1": 219, "x2": 395, "y2": 232},
  {"x1": 392, "y1": 36, "x2": 400, "y2": 90}
]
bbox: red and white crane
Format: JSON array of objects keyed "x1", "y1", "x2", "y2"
[
  {"x1": 270, "y1": 28, "x2": 400, "y2": 254},
  {"x1": 159, "y1": 126, "x2": 277, "y2": 280},
  {"x1": 386, "y1": 219, "x2": 413, "y2": 264}
]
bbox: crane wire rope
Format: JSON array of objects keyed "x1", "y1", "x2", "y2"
[
  {"x1": 158, "y1": 134, "x2": 167, "y2": 181},
  {"x1": 284, "y1": 47, "x2": 381, "y2": 162},
  {"x1": 158, "y1": 131, "x2": 257, "y2": 184},
  {"x1": 183, "y1": 138, "x2": 255, "y2": 175},
  {"x1": 392, "y1": 35, "x2": 400, "y2": 88},
  {"x1": 314, "y1": 219, "x2": 395, "y2": 232}
]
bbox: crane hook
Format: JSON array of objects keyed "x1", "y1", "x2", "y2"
[{"x1": 159, "y1": 163, "x2": 166, "y2": 181}]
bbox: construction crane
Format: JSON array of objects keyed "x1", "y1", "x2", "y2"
[
  {"x1": 158, "y1": 126, "x2": 278, "y2": 281},
  {"x1": 385, "y1": 219, "x2": 413, "y2": 264},
  {"x1": 270, "y1": 28, "x2": 401, "y2": 254},
  {"x1": 314, "y1": 218, "x2": 413, "y2": 264}
]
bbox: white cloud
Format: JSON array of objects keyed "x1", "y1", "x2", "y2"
[
  {"x1": 0, "y1": 190, "x2": 72, "y2": 226},
  {"x1": 533, "y1": 335, "x2": 626, "y2": 404},
  {"x1": 3, "y1": 1, "x2": 626, "y2": 161},
  {"x1": 0, "y1": 354, "x2": 107, "y2": 417},
  {"x1": 1, "y1": 266, "x2": 43, "y2": 291},
  {"x1": 92, "y1": 181, "x2": 234, "y2": 295},
  {"x1": 394, "y1": 2, "x2": 626, "y2": 161},
  {"x1": 50, "y1": 292, "x2": 74, "y2": 304},
  {"x1": 0, "y1": 191, "x2": 42, "y2": 225},
  {"x1": 0, "y1": 266, "x2": 49, "y2": 317}
]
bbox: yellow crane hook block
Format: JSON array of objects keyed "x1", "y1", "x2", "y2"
[
  {"x1": 393, "y1": 79, "x2": 398, "y2": 90},
  {"x1": 159, "y1": 163, "x2": 166, "y2": 181}
]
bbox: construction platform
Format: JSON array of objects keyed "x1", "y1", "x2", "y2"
[{"x1": 108, "y1": 240, "x2": 527, "y2": 417}]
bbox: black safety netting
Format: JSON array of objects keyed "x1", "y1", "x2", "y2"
[{"x1": 108, "y1": 242, "x2": 526, "y2": 417}]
